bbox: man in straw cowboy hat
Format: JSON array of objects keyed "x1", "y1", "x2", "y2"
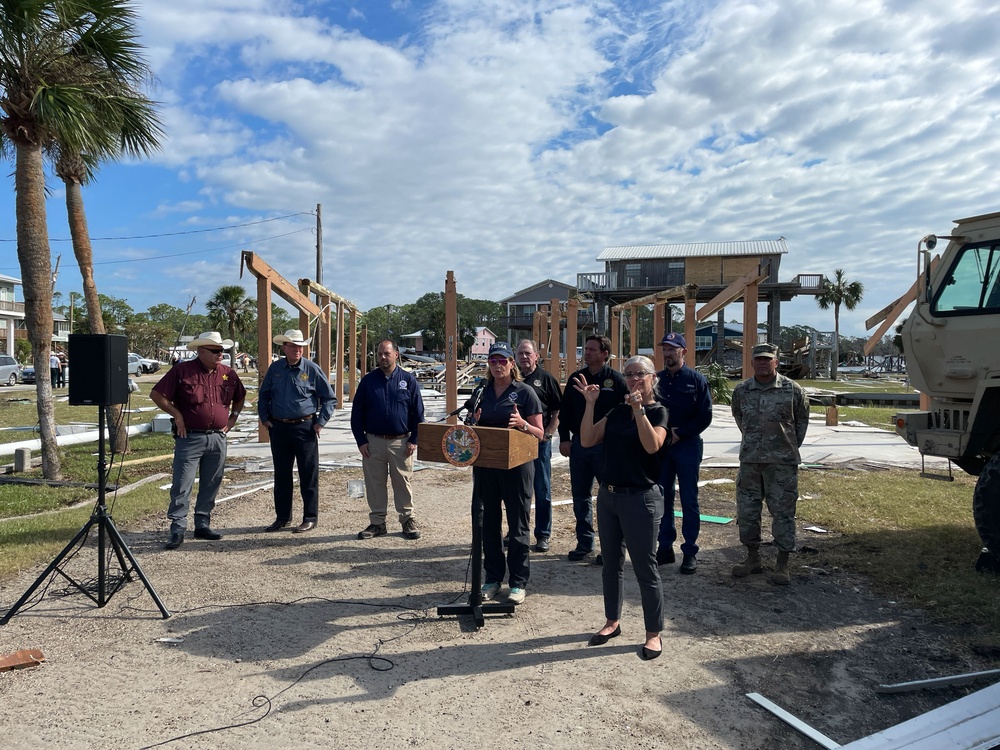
[
  {"x1": 257, "y1": 329, "x2": 338, "y2": 533},
  {"x1": 151, "y1": 332, "x2": 247, "y2": 550}
]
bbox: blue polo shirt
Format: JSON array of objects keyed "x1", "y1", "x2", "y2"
[
  {"x1": 350, "y1": 365, "x2": 424, "y2": 446},
  {"x1": 655, "y1": 364, "x2": 713, "y2": 440},
  {"x1": 257, "y1": 356, "x2": 337, "y2": 425}
]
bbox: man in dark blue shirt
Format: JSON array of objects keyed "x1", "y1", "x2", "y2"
[
  {"x1": 655, "y1": 332, "x2": 713, "y2": 573},
  {"x1": 257, "y1": 329, "x2": 337, "y2": 533},
  {"x1": 351, "y1": 340, "x2": 425, "y2": 540},
  {"x1": 558, "y1": 335, "x2": 628, "y2": 561}
]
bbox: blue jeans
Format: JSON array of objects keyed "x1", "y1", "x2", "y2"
[
  {"x1": 167, "y1": 432, "x2": 227, "y2": 532},
  {"x1": 657, "y1": 436, "x2": 703, "y2": 556},
  {"x1": 532, "y1": 438, "x2": 553, "y2": 540},
  {"x1": 570, "y1": 438, "x2": 605, "y2": 552}
]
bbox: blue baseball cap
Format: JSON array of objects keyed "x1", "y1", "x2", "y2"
[
  {"x1": 661, "y1": 332, "x2": 686, "y2": 349},
  {"x1": 488, "y1": 342, "x2": 514, "y2": 359}
]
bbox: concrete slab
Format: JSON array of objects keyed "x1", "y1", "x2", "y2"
[{"x1": 223, "y1": 401, "x2": 949, "y2": 472}]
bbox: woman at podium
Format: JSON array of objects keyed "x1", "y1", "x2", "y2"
[
  {"x1": 471, "y1": 342, "x2": 544, "y2": 605},
  {"x1": 574, "y1": 355, "x2": 668, "y2": 660}
]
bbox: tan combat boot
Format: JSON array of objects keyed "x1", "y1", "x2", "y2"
[
  {"x1": 770, "y1": 551, "x2": 791, "y2": 585},
  {"x1": 732, "y1": 545, "x2": 763, "y2": 577}
]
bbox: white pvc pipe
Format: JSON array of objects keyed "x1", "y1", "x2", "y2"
[{"x1": 0, "y1": 422, "x2": 153, "y2": 456}]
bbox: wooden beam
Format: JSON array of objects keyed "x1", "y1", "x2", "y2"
[
  {"x1": 241, "y1": 252, "x2": 321, "y2": 317},
  {"x1": 862, "y1": 256, "x2": 939, "y2": 356},
  {"x1": 697, "y1": 266, "x2": 766, "y2": 321},
  {"x1": 611, "y1": 285, "x2": 688, "y2": 311}
]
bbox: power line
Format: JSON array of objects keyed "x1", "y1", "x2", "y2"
[{"x1": 0, "y1": 211, "x2": 314, "y2": 243}]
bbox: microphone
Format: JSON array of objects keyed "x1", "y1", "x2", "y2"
[{"x1": 463, "y1": 380, "x2": 487, "y2": 426}]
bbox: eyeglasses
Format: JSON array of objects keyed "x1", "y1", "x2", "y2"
[
  {"x1": 624, "y1": 371, "x2": 652, "y2": 379},
  {"x1": 202, "y1": 348, "x2": 224, "y2": 355},
  {"x1": 488, "y1": 356, "x2": 511, "y2": 365}
]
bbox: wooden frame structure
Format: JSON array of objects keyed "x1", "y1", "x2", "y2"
[{"x1": 240, "y1": 251, "x2": 359, "y2": 442}]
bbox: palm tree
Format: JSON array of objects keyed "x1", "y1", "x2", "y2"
[
  {"x1": 206, "y1": 286, "x2": 256, "y2": 348},
  {"x1": 817, "y1": 269, "x2": 865, "y2": 381},
  {"x1": 54, "y1": 31, "x2": 162, "y2": 453}
]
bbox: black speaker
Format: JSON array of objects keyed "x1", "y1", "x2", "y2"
[{"x1": 68, "y1": 334, "x2": 130, "y2": 405}]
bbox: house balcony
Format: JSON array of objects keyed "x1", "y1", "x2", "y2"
[
  {"x1": 0, "y1": 300, "x2": 26, "y2": 315},
  {"x1": 577, "y1": 270, "x2": 686, "y2": 294},
  {"x1": 501, "y1": 310, "x2": 598, "y2": 330}
]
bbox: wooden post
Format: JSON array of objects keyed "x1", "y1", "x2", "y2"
[
  {"x1": 685, "y1": 285, "x2": 698, "y2": 368},
  {"x1": 653, "y1": 302, "x2": 665, "y2": 370},
  {"x1": 335, "y1": 301, "x2": 345, "y2": 409},
  {"x1": 548, "y1": 297, "x2": 561, "y2": 376},
  {"x1": 257, "y1": 277, "x2": 272, "y2": 444},
  {"x1": 610, "y1": 310, "x2": 621, "y2": 372},
  {"x1": 742, "y1": 278, "x2": 760, "y2": 379},
  {"x1": 566, "y1": 297, "x2": 579, "y2": 378},
  {"x1": 348, "y1": 308, "x2": 358, "y2": 401},
  {"x1": 445, "y1": 272, "x2": 458, "y2": 423}
]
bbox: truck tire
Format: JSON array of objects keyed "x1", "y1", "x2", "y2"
[{"x1": 973, "y1": 453, "x2": 1000, "y2": 563}]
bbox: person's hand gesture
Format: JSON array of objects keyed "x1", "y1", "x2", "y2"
[
  {"x1": 572, "y1": 374, "x2": 599, "y2": 405},
  {"x1": 508, "y1": 403, "x2": 526, "y2": 431}
]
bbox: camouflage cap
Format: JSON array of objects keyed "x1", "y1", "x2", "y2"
[{"x1": 751, "y1": 343, "x2": 779, "y2": 359}]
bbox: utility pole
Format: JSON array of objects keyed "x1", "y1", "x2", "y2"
[
  {"x1": 175, "y1": 296, "x2": 196, "y2": 360},
  {"x1": 316, "y1": 203, "x2": 323, "y2": 286}
]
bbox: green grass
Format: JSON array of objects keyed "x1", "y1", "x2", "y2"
[{"x1": 796, "y1": 467, "x2": 1000, "y2": 653}]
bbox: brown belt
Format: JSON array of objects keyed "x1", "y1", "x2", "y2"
[
  {"x1": 369, "y1": 432, "x2": 410, "y2": 440},
  {"x1": 273, "y1": 416, "x2": 314, "y2": 424}
]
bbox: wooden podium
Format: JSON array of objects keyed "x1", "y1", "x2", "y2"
[
  {"x1": 418, "y1": 422, "x2": 538, "y2": 627},
  {"x1": 417, "y1": 423, "x2": 538, "y2": 468}
]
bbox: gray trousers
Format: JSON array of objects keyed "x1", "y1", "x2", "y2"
[
  {"x1": 596, "y1": 484, "x2": 665, "y2": 633},
  {"x1": 363, "y1": 435, "x2": 414, "y2": 525},
  {"x1": 167, "y1": 432, "x2": 227, "y2": 532}
]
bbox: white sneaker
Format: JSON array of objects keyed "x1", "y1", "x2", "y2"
[
  {"x1": 481, "y1": 582, "x2": 501, "y2": 601},
  {"x1": 507, "y1": 587, "x2": 526, "y2": 605}
]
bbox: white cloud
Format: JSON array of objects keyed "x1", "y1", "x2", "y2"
[{"x1": 34, "y1": 0, "x2": 1000, "y2": 338}]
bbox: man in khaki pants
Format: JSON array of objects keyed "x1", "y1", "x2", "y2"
[{"x1": 351, "y1": 340, "x2": 425, "y2": 540}]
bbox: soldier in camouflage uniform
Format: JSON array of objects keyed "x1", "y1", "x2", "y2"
[{"x1": 730, "y1": 343, "x2": 810, "y2": 585}]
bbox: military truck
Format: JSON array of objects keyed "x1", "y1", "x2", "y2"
[{"x1": 894, "y1": 211, "x2": 1000, "y2": 573}]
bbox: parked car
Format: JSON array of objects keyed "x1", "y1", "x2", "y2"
[
  {"x1": 0, "y1": 354, "x2": 21, "y2": 386},
  {"x1": 129, "y1": 353, "x2": 161, "y2": 374},
  {"x1": 20, "y1": 364, "x2": 35, "y2": 384},
  {"x1": 127, "y1": 353, "x2": 142, "y2": 377}
]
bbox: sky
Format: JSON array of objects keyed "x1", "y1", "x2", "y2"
[{"x1": 2, "y1": 0, "x2": 999, "y2": 339}]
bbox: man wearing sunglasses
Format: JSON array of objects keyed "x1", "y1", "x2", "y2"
[{"x1": 151, "y1": 331, "x2": 246, "y2": 550}]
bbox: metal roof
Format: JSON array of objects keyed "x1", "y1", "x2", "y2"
[{"x1": 598, "y1": 238, "x2": 788, "y2": 261}]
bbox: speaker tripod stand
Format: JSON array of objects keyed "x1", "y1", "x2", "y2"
[{"x1": 1, "y1": 407, "x2": 170, "y2": 625}]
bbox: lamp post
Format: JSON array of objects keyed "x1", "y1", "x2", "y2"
[{"x1": 68, "y1": 292, "x2": 76, "y2": 334}]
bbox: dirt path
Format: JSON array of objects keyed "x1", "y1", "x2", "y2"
[{"x1": 0, "y1": 465, "x2": 987, "y2": 749}]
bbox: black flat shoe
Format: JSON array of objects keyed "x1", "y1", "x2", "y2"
[
  {"x1": 588, "y1": 624, "x2": 621, "y2": 646},
  {"x1": 640, "y1": 638, "x2": 662, "y2": 661},
  {"x1": 193, "y1": 527, "x2": 222, "y2": 541},
  {"x1": 264, "y1": 520, "x2": 290, "y2": 532},
  {"x1": 164, "y1": 531, "x2": 184, "y2": 550}
]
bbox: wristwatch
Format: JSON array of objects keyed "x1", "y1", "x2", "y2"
[{"x1": 635, "y1": 406, "x2": 646, "y2": 416}]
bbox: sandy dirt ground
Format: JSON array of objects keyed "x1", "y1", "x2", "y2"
[{"x1": 0, "y1": 463, "x2": 992, "y2": 749}]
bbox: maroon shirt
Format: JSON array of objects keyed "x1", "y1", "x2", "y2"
[{"x1": 152, "y1": 358, "x2": 247, "y2": 431}]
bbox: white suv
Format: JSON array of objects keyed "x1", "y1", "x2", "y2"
[{"x1": 127, "y1": 354, "x2": 143, "y2": 377}]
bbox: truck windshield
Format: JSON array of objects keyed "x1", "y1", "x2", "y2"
[{"x1": 932, "y1": 242, "x2": 1000, "y2": 315}]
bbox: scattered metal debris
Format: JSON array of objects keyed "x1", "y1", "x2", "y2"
[{"x1": 876, "y1": 668, "x2": 1000, "y2": 694}]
